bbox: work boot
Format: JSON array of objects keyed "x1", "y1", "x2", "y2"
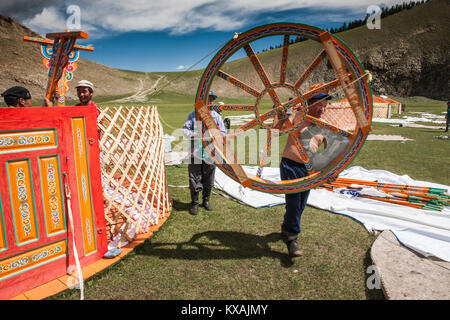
[
  {"x1": 281, "y1": 229, "x2": 302, "y2": 258},
  {"x1": 202, "y1": 187, "x2": 213, "y2": 211},
  {"x1": 202, "y1": 199, "x2": 213, "y2": 211},
  {"x1": 189, "y1": 190, "x2": 200, "y2": 215},
  {"x1": 286, "y1": 240, "x2": 303, "y2": 258},
  {"x1": 189, "y1": 202, "x2": 199, "y2": 215}
]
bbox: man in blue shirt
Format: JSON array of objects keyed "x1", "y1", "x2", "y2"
[{"x1": 183, "y1": 91, "x2": 227, "y2": 215}]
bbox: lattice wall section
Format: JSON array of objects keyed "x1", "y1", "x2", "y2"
[
  {"x1": 97, "y1": 106, "x2": 172, "y2": 247},
  {"x1": 373, "y1": 103, "x2": 390, "y2": 118},
  {"x1": 321, "y1": 102, "x2": 358, "y2": 132}
]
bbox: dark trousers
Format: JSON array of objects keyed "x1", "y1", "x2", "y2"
[
  {"x1": 280, "y1": 157, "x2": 310, "y2": 236},
  {"x1": 188, "y1": 158, "x2": 216, "y2": 205}
]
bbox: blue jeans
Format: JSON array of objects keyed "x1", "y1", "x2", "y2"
[{"x1": 280, "y1": 157, "x2": 310, "y2": 235}]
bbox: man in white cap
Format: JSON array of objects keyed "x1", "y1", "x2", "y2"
[
  {"x1": 75, "y1": 80, "x2": 99, "y2": 110},
  {"x1": 75, "y1": 80, "x2": 102, "y2": 135}
]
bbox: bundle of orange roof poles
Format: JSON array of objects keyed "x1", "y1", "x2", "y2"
[{"x1": 318, "y1": 177, "x2": 450, "y2": 211}]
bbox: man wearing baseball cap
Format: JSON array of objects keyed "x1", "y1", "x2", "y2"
[
  {"x1": 275, "y1": 83, "x2": 335, "y2": 259},
  {"x1": 1, "y1": 86, "x2": 32, "y2": 107},
  {"x1": 1, "y1": 86, "x2": 55, "y2": 107}
]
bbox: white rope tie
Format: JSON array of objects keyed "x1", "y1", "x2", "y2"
[{"x1": 63, "y1": 172, "x2": 85, "y2": 300}]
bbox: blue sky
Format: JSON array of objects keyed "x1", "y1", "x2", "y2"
[{"x1": 1, "y1": 0, "x2": 415, "y2": 72}]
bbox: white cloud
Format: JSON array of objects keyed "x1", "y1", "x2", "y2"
[
  {"x1": 176, "y1": 65, "x2": 186, "y2": 70},
  {"x1": 23, "y1": 7, "x2": 67, "y2": 36},
  {"x1": 19, "y1": 0, "x2": 417, "y2": 37},
  {"x1": 79, "y1": 0, "x2": 245, "y2": 34},
  {"x1": 22, "y1": 5, "x2": 101, "y2": 38}
]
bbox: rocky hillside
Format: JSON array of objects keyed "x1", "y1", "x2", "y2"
[
  {"x1": 0, "y1": 14, "x2": 141, "y2": 102},
  {"x1": 163, "y1": 0, "x2": 449, "y2": 101},
  {"x1": 341, "y1": 0, "x2": 449, "y2": 100}
]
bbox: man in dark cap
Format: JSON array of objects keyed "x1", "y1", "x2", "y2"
[
  {"x1": 1, "y1": 86, "x2": 54, "y2": 107},
  {"x1": 1, "y1": 86, "x2": 32, "y2": 107}
]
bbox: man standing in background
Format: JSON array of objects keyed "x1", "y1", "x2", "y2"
[{"x1": 183, "y1": 91, "x2": 227, "y2": 215}]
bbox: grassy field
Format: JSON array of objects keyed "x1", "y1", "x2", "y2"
[{"x1": 49, "y1": 92, "x2": 449, "y2": 300}]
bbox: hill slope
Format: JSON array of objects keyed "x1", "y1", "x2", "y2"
[
  {"x1": 163, "y1": 0, "x2": 449, "y2": 101},
  {"x1": 0, "y1": 14, "x2": 144, "y2": 102},
  {"x1": 339, "y1": 0, "x2": 449, "y2": 99}
]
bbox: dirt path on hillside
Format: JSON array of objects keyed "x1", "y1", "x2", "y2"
[{"x1": 113, "y1": 74, "x2": 166, "y2": 103}]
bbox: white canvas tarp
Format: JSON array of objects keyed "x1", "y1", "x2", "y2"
[{"x1": 214, "y1": 166, "x2": 450, "y2": 261}]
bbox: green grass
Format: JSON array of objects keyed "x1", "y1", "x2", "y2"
[{"x1": 48, "y1": 94, "x2": 448, "y2": 300}]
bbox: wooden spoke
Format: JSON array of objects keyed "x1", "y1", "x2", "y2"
[
  {"x1": 243, "y1": 43, "x2": 281, "y2": 107},
  {"x1": 305, "y1": 115, "x2": 353, "y2": 137},
  {"x1": 212, "y1": 141, "x2": 251, "y2": 187},
  {"x1": 294, "y1": 50, "x2": 326, "y2": 89},
  {"x1": 227, "y1": 118, "x2": 259, "y2": 139},
  {"x1": 274, "y1": 95, "x2": 304, "y2": 110},
  {"x1": 271, "y1": 97, "x2": 304, "y2": 131},
  {"x1": 319, "y1": 31, "x2": 371, "y2": 134},
  {"x1": 256, "y1": 132, "x2": 275, "y2": 177},
  {"x1": 303, "y1": 78, "x2": 342, "y2": 100},
  {"x1": 279, "y1": 35, "x2": 290, "y2": 84},
  {"x1": 289, "y1": 129, "x2": 314, "y2": 173},
  {"x1": 227, "y1": 107, "x2": 278, "y2": 139},
  {"x1": 195, "y1": 101, "x2": 250, "y2": 186},
  {"x1": 274, "y1": 116, "x2": 314, "y2": 173},
  {"x1": 217, "y1": 70, "x2": 261, "y2": 97},
  {"x1": 209, "y1": 104, "x2": 255, "y2": 113}
]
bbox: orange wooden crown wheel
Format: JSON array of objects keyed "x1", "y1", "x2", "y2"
[{"x1": 194, "y1": 23, "x2": 373, "y2": 194}]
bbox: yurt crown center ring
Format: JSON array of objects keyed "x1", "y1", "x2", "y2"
[{"x1": 254, "y1": 83, "x2": 307, "y2": 134}]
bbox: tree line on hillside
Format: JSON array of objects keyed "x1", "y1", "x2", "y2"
[{"x1": 259, "y1": 0, "x2": 432, "y2": 53}]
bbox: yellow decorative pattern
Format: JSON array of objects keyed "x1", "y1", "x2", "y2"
[
  {"x1": 0, "y1": 240, "x2": 66, "y2": 281},
  {"x1": 0, "y1": 130, "x2": 56, "y2": 154},
  {"x1": 39, "y1": 157, "x2": 66, "y2": 236},
  {"x1": 71, "y1": 118, "x2": 96, "y2": 255},
  {"x1": 7, "y1": 160, "x2": 38, "y2": 245},
  {"x1": 0, "y1": 197, "x2": 5, "y2": 251}
]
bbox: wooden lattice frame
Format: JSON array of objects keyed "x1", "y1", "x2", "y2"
[{"x1": 97, "y1": 106, "x2": 172, "y2": 246}]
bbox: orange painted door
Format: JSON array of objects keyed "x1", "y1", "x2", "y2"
[{"x1": 0, "y1": 106, "x2": 107, "y2": 299}]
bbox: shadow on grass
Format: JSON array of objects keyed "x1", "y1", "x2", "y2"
[
  {"x1": 135, "y1": 231, "x2": 295, "y2": 268},
  {"x1": 172, "y1": 199, "x2": 191, "y2": 211}
]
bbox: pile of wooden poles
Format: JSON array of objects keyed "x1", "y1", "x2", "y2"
[{"x1": 319, "y1": 177, "x2": 450, "y2": 211}]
